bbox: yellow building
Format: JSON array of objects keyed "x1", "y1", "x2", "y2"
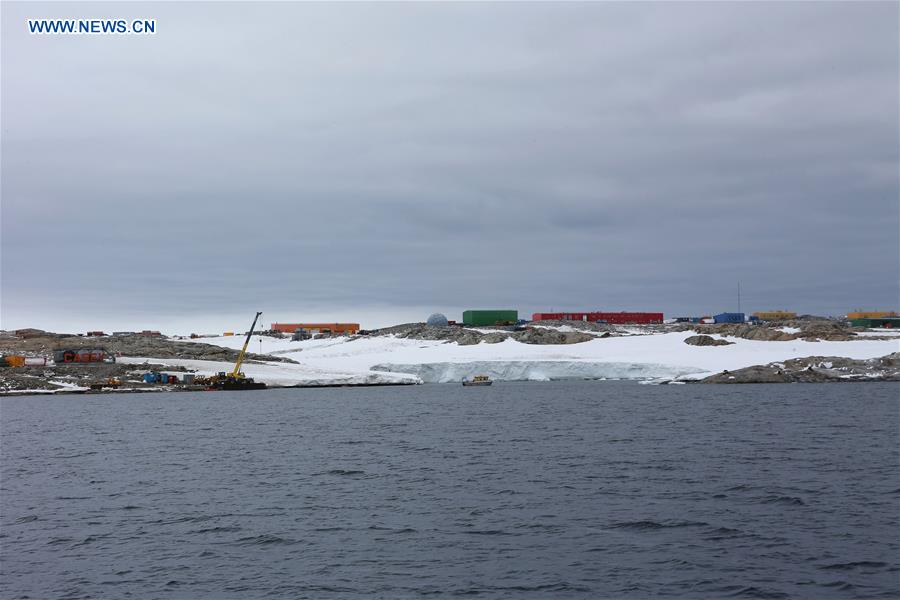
[
  {"x1": 753, "y1": 311, "x2": 797, "y2": 320},
  {"x1": 847, "y1": 311, "x2": 898, "y2": 320}
]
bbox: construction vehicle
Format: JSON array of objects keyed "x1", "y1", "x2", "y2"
[
  {"x1": 204, "y1": 312, "x2": 267, "y2": 391},
  {"x1": 89, "y1": 378, "x2": 122, "y2": 391}
]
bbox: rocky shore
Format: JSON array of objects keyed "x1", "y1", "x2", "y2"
[
  {"x1": 697, "y1": 353, "x2": 900, "y2": 383},
  {"x1": 2, "y1": 320, "x2": 897, "y2": 392},
  {"x1": 0, "y1": 329, "x2": 299, "y2": 395},
  {"x1": 0, "y1": 361, "x2": 193, "y2": 394}
]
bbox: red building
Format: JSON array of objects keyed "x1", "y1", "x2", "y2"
[
  {"x1": 531, "y1": 311, "x2": 664, "y2": 324},
  {"x1": 53, "y1": 349, "x2": 107, "y2": 363}
]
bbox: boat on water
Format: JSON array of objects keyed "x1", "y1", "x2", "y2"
[
  {"x1": 207, "y1": 375, "x2": 267, "y2": 391},
  {"x1": 462, "y1": 375, "x2": 492, "y2": 386}
]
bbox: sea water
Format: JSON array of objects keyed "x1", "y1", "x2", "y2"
[{"x1": 1, "y1": 381, "x2": 897, "y2": 598}]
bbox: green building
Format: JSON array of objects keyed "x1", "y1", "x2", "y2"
[
  {"x1": 462, "y1": 310, "x2": 518, "y2": 327},
  {"x1": 850, "y1": 317, "x2": 900, "y2": 328}
]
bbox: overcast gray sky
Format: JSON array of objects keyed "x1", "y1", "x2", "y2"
[{"x1": 2, "y1": 2, "x2": 898, "y2": 332}]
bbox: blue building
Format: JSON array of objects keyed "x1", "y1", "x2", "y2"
[{"x1": 714, "y1": 312, "x2": 745, "y2": 324}]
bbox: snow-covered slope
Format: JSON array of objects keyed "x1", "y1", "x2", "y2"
[{"x1": 181, "y1": 330, "x2": 899, "y2": 383}]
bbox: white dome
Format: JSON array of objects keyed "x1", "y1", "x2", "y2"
[{"x1": 426, "y1": 313, "x2": 449, "y2": 327}]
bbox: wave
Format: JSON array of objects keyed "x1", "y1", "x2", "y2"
[
  {"x1": 13, "y1": 515, "x2": 39, "y2": 524},
  {"x1": 316, "y1": 469, "x2": 366, "y2": 476},
  {"x1": 761, "y1": 495, "x2": 805, "y2": 506},
  {"x1": 233, "y1": 534, "x2": 296, "y2": 546},
  {"x1": 820, "y1": 561, "x2": 887, "y2": 571},
  {"x1": 609, "y1": 520, "x2": 709, "y2": 530},
  {"x1": 726, "y1": 586, "x2": 790, "y2": 598},
  {"x1": 190, "y1": 526, "x2": 243, "y2": 534}
]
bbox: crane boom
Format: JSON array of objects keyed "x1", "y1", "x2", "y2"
[{"x1": 231, "y1": 311, "x2": 262, "y2": 377}]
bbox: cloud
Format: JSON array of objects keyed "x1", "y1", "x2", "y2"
[{"x1": 2, "y1": 2, "x2": 897, "y2": 331}]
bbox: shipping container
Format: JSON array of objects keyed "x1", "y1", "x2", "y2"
[
  {"x1": 596, "y1": 312, "x2": 664, "y2": 324},
  {"x1": 531, "y1": 311, "x2": 663, "y2": 324},
  {"x1": 462, "y1": 310, "x2": 518, "y2": 327},
  {"x1": 847, "y1": 311, "x2": 898, "y2": 320}
]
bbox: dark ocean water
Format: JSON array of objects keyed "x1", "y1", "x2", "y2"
[{"x1": 1, "y1": 381, "x2": 898, "y2": 599}]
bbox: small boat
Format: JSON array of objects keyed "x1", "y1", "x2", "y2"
[{"x1": 462, "y1": 375, "x2": 492, "y2": 386}]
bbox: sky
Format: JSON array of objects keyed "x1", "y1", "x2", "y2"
[{"x1": 2, "y1": 2, "x2": 898, "y2": 333}]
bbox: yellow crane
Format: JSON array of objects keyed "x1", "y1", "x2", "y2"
[
  {"x1": 205, "y1": 311, "x2": 267, "y2": 391},
  {"x1": 231, "y1": 311, "x2": 262, "y2": 379}
]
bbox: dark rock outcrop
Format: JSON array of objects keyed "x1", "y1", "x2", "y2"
[
  {"x1": 0, "y1": 331, "x2": 297, "y2": 364},
  {"x1": 370, "y1": 323, "x2": 596, "y2": 345},
  {"x1": 684, "y1": 335, "x2": 734, "y2": 347},
  {"x1": 700, "y1": 353, "x2": 900, "y2": 383}
]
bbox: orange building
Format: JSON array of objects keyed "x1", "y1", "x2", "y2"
[{"x1": 272, "y1": 322, "x2": 360, "y2": 335}]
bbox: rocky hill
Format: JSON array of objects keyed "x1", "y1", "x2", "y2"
[
  {"x1": 699, "y1": 353, "x2": 900, "y2": 383},
  {"x1": 0, "y1": 330, "x2": 297, "y2": 364},
  {"x1": 368, "y1": 323, "x2": 598, "y2": 345}
]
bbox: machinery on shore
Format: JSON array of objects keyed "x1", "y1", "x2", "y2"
[{"x1": 200, "y1": 312, "x2": 268, "y2": 391}]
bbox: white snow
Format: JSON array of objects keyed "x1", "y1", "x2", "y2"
[
  {"x1": 174, "y1": 331, "x2": 900, "y2": 384},
  {"x1": 48, "y1": 380, "x2": 89, "y2": 391},
  {"x1": 778, "y1": 326, "x2": 801, "y2": 334},
  {"x1": 0, "y1": 380, "x2": 89, "y2": 395},
  {"x1": 853, "y1": 329, "x2": 900, "y2": 337}
]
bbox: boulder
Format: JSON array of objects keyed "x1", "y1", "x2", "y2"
[
  {"x1": 684, "y1": 335, "x2": 734, "y2": 347},
  {"x1": 514, "y1": 328, "x2": 594, "y2": 345}
]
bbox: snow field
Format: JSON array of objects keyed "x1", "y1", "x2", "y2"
[{"x1": 172, "y1": 330, "x2": 899, "y2": 384}]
